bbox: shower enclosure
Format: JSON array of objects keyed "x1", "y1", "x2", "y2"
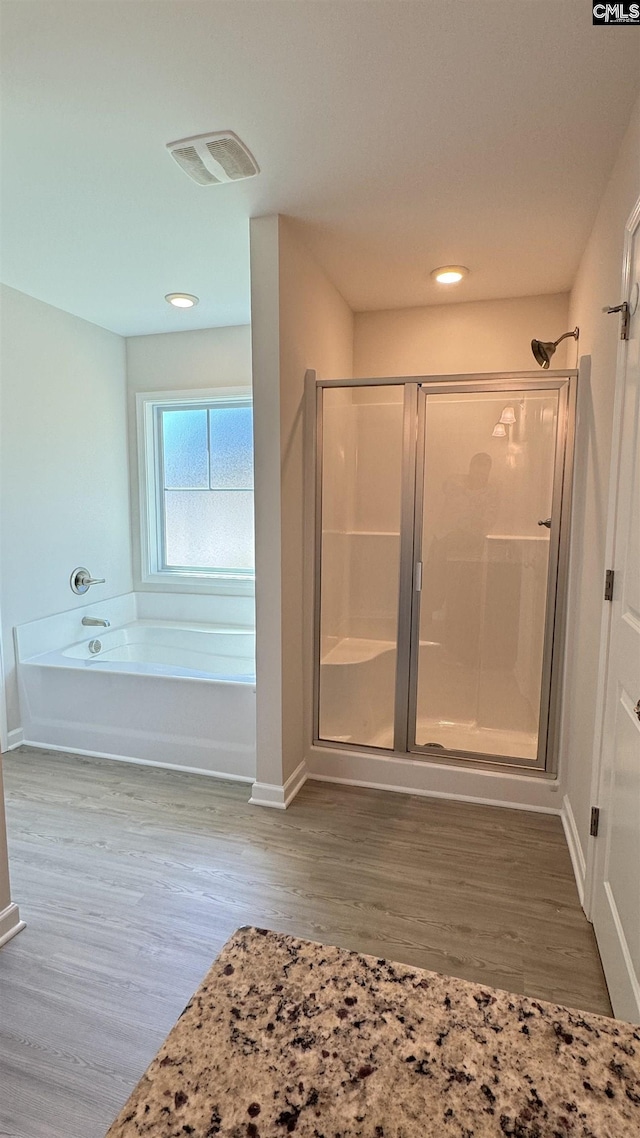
[{"x1": 313, "y1": 371, "x2": 576, "y2": 773}]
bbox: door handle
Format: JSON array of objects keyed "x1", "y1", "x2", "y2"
[
  {"x1": 414, "y1": 562, "x2": 423, "y2": 592},
  {"x1": 538, "y1": 518, "x2": 552, "y2": 529}
]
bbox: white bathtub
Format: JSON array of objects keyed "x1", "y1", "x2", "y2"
[
  {"x1": 16, "y1": 616, "x2": 256, "y2": 781},
  {"x1": 47, "y1": 622, "x2": 255, "y2": 680}
]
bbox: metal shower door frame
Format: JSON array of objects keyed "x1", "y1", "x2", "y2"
[
  {"x1": 312, "y1": 370, "x2": 577, "y2": 777},
  {"x1": 404, "y1": 373, "x2": 575, "y2": 773}
]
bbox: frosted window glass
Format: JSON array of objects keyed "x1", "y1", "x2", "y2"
[
  {"x1": 162, "y1": 410, "x2": 208, "y2": 489},
  {"x1": 209, "y1": 406, "x2": 254, "y2": 489},
  {"x1": 164, "y1": 490, "x2": 254, "y2": 570}
]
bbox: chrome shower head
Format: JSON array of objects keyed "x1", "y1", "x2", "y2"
[
  {"x1": 531, "y1": 338, "x2": 555, "y2": 369},
  {"x1": 531, "y1": 327, "x2": 579, "y2": 369}
]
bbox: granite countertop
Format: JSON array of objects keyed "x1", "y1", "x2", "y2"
[{"x1": 106, "y1": 926, "x2": 640, "y2": 1137}]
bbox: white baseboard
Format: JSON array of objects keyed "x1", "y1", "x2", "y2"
[
  {"x1": 6, "y1": 728, "x2": 24, "y2": 751},
  {"x1": 249, "y1": 759, "x2": 308, "y2": 809},
  {"x1": 0, "y1": 902, "x2": 26, "y2": 948},
  {"x1": 249, "y1": 781, "x2": 289, "y2": 808},
  {"x1": 307, "y1": 746, "x2": 563, "y2": 814},
  {"x1": 307, "y1": 771, "x2": 561, "y2": 815},
  {"x1": 20, "y1": 740, "x2": 254, "y2": 784},
  {"x1": 561, "y1": 793, "x2": 587, "y2": 908}
]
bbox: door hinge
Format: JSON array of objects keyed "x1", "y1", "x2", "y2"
[
  {"x1": 414, "y1": 561, "x2": 423, "y2": 592},
  {"x1": 604, "y1": 569, "x2": 615, "y2": 602},
  {"x1": 603, "y1": 301, "x2": 630, "y2": 341},
  {"x1": 590, "y1": 806, "x2": 600, "y2": 838}
]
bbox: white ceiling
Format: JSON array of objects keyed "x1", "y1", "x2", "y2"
[{"x1": 1, "y1": 1, "x2": 639, "y2": 337}]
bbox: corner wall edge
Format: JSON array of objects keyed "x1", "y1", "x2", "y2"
[
  {"x1": 249, "y1": 759, "x2": 307, "y2": 809},
  {"x1": 0, "y1": 903, "x2": 26, "y2": 949}
]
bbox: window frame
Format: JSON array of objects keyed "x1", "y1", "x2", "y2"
[{"x1": 136, "y1": 388, "x2": 255, "y2": 593}]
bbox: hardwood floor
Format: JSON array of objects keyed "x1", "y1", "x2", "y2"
[{"x1": 0, "y1": 747, "x2": 610, "y2": 1138}]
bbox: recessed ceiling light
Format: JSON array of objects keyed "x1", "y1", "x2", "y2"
[
  {"x1": 431, "y1": 266, "x2": 469, "y2": 285},
  {"x1": 165, "y1": 293, "x2": 199, "y2": 308}
]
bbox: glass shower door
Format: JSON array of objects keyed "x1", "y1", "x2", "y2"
[
  {"x1": 317, "y1": 384, "x2": 404, "y2": 748},
  {"x1": 409, "y1": 384, "x2": 565, "y2": 766}
]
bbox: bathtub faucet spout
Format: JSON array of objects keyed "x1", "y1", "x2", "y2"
[{"x1": 82, "y1": 616, "x2": 110, "y2": 628}]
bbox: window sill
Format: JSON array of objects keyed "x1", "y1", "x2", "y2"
[{"x1": 138, "y1": 571, "x2": 255, "y2": 597}]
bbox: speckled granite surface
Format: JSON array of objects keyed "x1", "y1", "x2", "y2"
[{"x1": 106, "y1": 926, "x2": 640, "y2": 1138}]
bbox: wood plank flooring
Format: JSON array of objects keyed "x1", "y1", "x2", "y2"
[{"x1": 0, "y1": 747, "x2": 611, "y2": 1138}]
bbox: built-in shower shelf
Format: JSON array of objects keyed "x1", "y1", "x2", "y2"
[
  {"x1": 321, "y1": 637, "x2": 441, "y2": 667},
  {"x1": 322, "y1": 530, "x2": 400, "y2": 538},
  {"x1": 321, "y1": 637, "x2": 395, "y2": 665},
  {"x1": 486, "y1": 534, "x2": 548, "y2": 541}
]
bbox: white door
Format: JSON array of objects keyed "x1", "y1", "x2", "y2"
[{"x1": 591, "y1": 198, "x2": 640, "y2": 1023}]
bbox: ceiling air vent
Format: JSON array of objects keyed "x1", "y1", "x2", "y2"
[{"x1": 166, "y1": 131, "x2": 259, "y2": 185}]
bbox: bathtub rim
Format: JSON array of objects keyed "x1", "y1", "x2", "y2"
[
  {"x1": 19, "y1": 655, "x2": 256, "y2": 687},
  {"x1": 17, "y1": 617, "x2": 257, "y2": 686}
]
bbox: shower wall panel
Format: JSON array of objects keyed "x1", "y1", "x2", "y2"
[
  {"x1": 318, "y1": 386, "x2": 403, "y2": 746},
  {"x1": 413, "y1": 389, "x2": 559, "y2": 761}
]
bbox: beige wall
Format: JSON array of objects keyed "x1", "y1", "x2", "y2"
[
  {"x1": 279, "y1": 219, "x2": 354, "y2": 781},
  {"x1": 250, "y1": 215, "x2": 354, "y2": 789},
  {"x1": 561, "y1": 94, "x2": 640, "y2": 866},
  {"x1": 354, "y1": 293, "x2": 570, "y2": 377},
  {"x1": 125, "y1": 326, "x2": 252, "y2": 592},
  {"x1": 0, "y1": 285, "x2": 132, "y2": 735}
]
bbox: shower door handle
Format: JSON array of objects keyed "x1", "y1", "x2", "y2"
[{"x1": 538, "y1": 518, "x2": 552, "y2": 529}]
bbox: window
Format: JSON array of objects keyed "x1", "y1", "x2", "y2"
[{"x1": 138, "y1": 391, "x2": 254, "y2": 585}]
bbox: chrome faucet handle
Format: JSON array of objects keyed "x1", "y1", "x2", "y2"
[{"x1": 70, "y1": 567, "x2": 106, "y2": 595}]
